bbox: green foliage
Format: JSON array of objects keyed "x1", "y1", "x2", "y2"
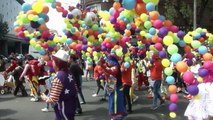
[{"x1": 0, "y1": 14, "x2": 9, "y2": 40}]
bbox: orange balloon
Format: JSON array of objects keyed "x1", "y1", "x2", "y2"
[
  {"x1": 152, "y1": 35, "x2": 158, "y2": 43},
  {"x1": 203, "y1": 53, "x2": 213, "y2": 61},
  {"x1": 42, "y1": 6, "x2": 49, "y2": 13},
  {"x1": 184, "y1": 45, "x2": 191, "y2": 53},
  {"x1": 135, "y1": 3, "x2": 146, "y2": 15},
  {"x1": 88, "y1": 29, "x2": 94, "y2": 36},
  {"x1": 56, "y1": 6, "x2": 63, "y2": 12},
  {"x1": 14, "y1": 27, "x2": 21, "y2": 33},
  {"x1": 74, "y1": 31, "x2": 80, "y2": 37},
  {"x1": 176, "y1": 61, "x2": 188, "y2": 73},
  {"x1": 164, "y1": 20, "x2": 173, "y2": 27},
  {"x1": 43, "y1": 55, "x2": 49, "y2": 61},
  {"x1": 105, "y1": 38, "x2": 111, "y2": 43},
  {"x1": 149, "y1": 11, "x2": 159, "y2": 20},
  {"x1": 125, "y1": 30, "x2": 131, "y2": 37},
  {"x1": 39, "y1": 24, "x2": 47, "y2": 31},
  {"x1": 56, "y1": 1, "x2": 61, "y2": 7},
  {"x1": 113, "y1": 2, "x2": 121, "y2": 10},
  {"x1": 168, "y1": 85, "x2": 177, "y2": 94},
  {"x1": 199, "y1": 37, "x2": 205, "y2": 43},
  {"x1": 69, "y1": 42, "x2": 77, "y2": 50}
]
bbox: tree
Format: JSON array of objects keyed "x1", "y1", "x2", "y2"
[
  {"x1": 0, "y1": 14, "x2": 9, "y2": 40},
  {"x1": 161, "y1": 0, "x2": 210, "y2": 31}
]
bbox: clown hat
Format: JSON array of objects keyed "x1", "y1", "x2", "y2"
[{"x1": 53, "y1": 50, "x2": 69, "y2": 62}]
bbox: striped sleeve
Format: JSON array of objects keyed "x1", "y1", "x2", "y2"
[{"x1": 48, "y1": 78, "x2": 63, "y2": 103}]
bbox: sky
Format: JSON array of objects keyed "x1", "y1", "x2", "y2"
[{"x1": 24, "y1": 0, "x2": 80, "y2": 35}]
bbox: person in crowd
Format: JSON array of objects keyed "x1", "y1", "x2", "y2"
[
  {"x1": 85, "y1": 59, "x2": 93, "y2": 81},
  {"x1": 69, "y1": 54, "x2": 85, "y2": 115},
  {"x1": 38, "y1": 59, "x2": 49, "y2": 95},
  {"x1": 41, "y1": 50, "x2": 77, "y2": 120},
  {"x1": 19, "y1": 55, "x2": 40, "y2": 102},
  {"x1": 149, "y1": 53, "x2": 165, "y2": 110},
  {"x1": 101, "y1": 55, "x2": 127, "y2": 120},
  {"x1": 12, "y1": 59, "x2": 28, "y2": 97},
  {"x1": 121, "y1": 57, "x2": 133, "y2": 113},
  {"x1": 136, "y1": 57, "x2": 149, "y2": 90},
  {"x1": 130, "y1": 59, "x2": 139, "y2": 103},
  {"x1": 0, "y1": 56, "x2": 6, "y2": 72},
  {"x1": 93, "y1": 60, "x2": 104, "y2": 97}
]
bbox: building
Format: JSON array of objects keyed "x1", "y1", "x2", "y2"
[
  {"x1": 0, "y1": 0, "x2": 29, "y2": 56},
  {"x1": 82, "y1": 0, "x2": 114, "y2": 11}
]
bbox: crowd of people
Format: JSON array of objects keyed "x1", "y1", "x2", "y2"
[{"x1": 0, "y1": 50, "x2": 213, "y2": 120}]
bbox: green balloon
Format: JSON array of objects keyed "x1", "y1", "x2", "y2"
[
  {"x1": 143, "y1": 0, "x2": 151, "y2": 3},
  {"x1": 92, "y1": 24, "x2": 99, "y2": 31},
  {"x1": 164, "y1": 67, "x2": 173, "y2": 76},
  {"x1": 191, "y1": 40, "x2": 201, "y2": 48},
  {"x1": 124, "y1": 56, "x2": 130, "y2": 62},
  {"x1": 167, "y1": 44, "x2": 178, "y2": 55},
  {"x1": 144, "y1": 21, "x2": 152, "y2": 29},
  {"x1": 35, "y1": 44, "x2": 41, "y2": 51}
]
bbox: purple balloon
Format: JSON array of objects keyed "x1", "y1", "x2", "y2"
[
  {"x1": 169, "y1": 103, "x2": 177, "y2": 112},
  {"x1": 187, "y1": 85, "x2": 199, "y2": 96},
  {"x1": 201, "y1": 32, "x2": 206, "y2": 38},
  {"x1": 82, "y1": 45, "x2": 87, "y2": 51},
  {"x1": 110, "y1": 17, "x2": 116, "y2": 24},
  {"x1": 65, "y1": 31, "x2": 72, "y2": 38},
  {"x1": 48, "y1": 34, "x2": 55, "y2": 40},
  {"x1": 48, "y1": 46, "x2": 54, "y2": 52},
  {"x1": 158, "y1": 27, "x2": 168, "y2": 38},
  {"x1": 101, "y1": 45, "x2": 107, "y2": 51},
  {"x1": 177, "y1": 31, "x2": 185, "y2": 39},
  {"x1": 24, "y1": 37, "x2": 30, "y2": 42},
  {"x1": 186, "y1": 59, "x2": 193, "y2": 66},
  {"x1": 198, "y1": 68, "x2": 208, "y2": 77},
  {"x1": 159, "y1": 50, "x2": 167, "y2": 58},
  {"x1": 135, "y1": 28, "x2": 140, "y2": 33},
  {"x1": 68, "y1": 14, "x2": 73, "y2": 19}
]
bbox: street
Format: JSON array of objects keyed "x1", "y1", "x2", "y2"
[{"x1": 0, "y1": 79, "x2": 188, "y2": 120}]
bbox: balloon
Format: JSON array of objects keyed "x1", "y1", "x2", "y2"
[
  {"x1": 168, "y1": 85, "x2": 177, "y2": 94},
  {"x1": 154, "y1": 43, "x2": 162, "y2": 51},
  {"x1": 32, "y1": 2, "x2": 43, "y2": 14},
  {"x1": 183, "y1": 71, "x2": 194, "y2": 84},
  {"x1": 170, "y1": 53, "x2": 182, "y2": 64},
  {"x1": 187, "y1": 85, "x2": 199, "y2": 96},
  {"x1": 159, "y1": 50, "x2": 167, "y2": 58},
  {"x1": 198, "y1": 46, "x2": 208, "y2": 54},
  {"x1": 113, "y1": 2, "x2": 121, "y2": 10},
  {"x1": 124, "y1": 62, "x2": 130, "y2": 68},
  {"x1": 146, "y1": 2, "x2": 155, "y2": 12},
  {"x1": 169, "y1": 112, "x2": 176, "y2": 118},
  {"x1": 164, "y1": 67, "x2": 173, "y2": 76},
  {"x1": 170, "y1": 94, "x2": 179, "y2": 103},
  {"x1": 144, "y1": 21, "x2": 152, "y2": 29},
  {"x1": 149, "y1": 11, "x2": 159, "y2": 20},
  {"x1": 169, "y1": 103, "x2": 177, "y2": 112},
  {"x1": 166, "y1": 76, "x2": 175, "y2": 84},
  {"x1": 163, "y1": 36, "x2": 173, "y2": 46},
  {"x1": 203, "y1": 61, "x2": 213, "y2": 69},
  {"x1": 176, "y1": 61, "x2": 188, "y2": 73},
  {"x1": 135, "y1": 3, "x2": 146, "y2": 15},
  {"x1": 153, "y1": 19, "x2": 163, "y2": 29},
  {"x1": 122, "y1": 0, "x2": 136, "y2": 10},
  {"x1": 167, "y1": 44, "x2": 178, "y2": 55},
  {"x1": 162, "y1": 59, "x2": 170, "y2": 67},
  {"x1": 191, "y1": 40, "x2": 201, "y2": 48},
  {"x1": 198, "y1": 68, "x2": 208, "y2": 77},
  {"x1": 184, "y1": 35, "x2": 193, "y2": 44},
  {"x1": 22, "y1": 3, "x2": 32, "y2": 12},
  {"x1": 203, "y1": 53, "x2": 212, "y2": 61},
  {"x1": 178, "y1": 40, "x2": 186, "y2": 47}
]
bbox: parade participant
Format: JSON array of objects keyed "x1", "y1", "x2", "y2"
[
  {"x1": 136, "y1": 58, "x2": 149, "y2": 90},
  {"x1": 19, "y1": 55, "x2": 40, "y2": 102},
  {"x1": 69, "y1": 54, "x2": 85, "y2": 115},
  {"x1": 93, "y1": 60, "x2": 104, "y2": 97},
  {"x1": 85, "y1": 60, "x2": 93, "y2": 81},
  {"x1": 41, "y1": 50, "x2": 77, "y2": 120},
  {"x1": 121, "y1": 57, "x2": 133, "y2": 113},
  {"x1": 5, "y1": 57, "x2": 17, "y2": 74},
  {"x1": 130, "y1": 59, "x2": 139, "y2": 103},
  {"x1": 149, "y1": 53, "x2": 165, "y2": 110},
  {"x1": 12, "y1": 60, "x2": 28, "y2": 97},
  {"x1": 101, "y1": 55, "x2": 126, "y2": 120}
]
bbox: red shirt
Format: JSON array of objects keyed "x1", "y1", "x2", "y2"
[
  {"x1": 150, "y1": 60, "x2": 163, "y2": 80},
  {"x1": 94, "y1": 65, "x2": 103, "y2": 80},
  {"x1": 121, "y1": 63, "x2": 132, "y2": 86}
]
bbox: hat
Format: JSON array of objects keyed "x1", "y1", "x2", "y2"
[
  {"x1": 107, "y1": 55, "x2": 119, "y2": 66},
  {"x1": 53, "y1": 50, "x2": 69, "y2": 62}
]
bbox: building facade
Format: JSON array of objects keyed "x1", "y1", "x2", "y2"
[{"x1": 0, "y1": 0, "x2": 29, "y2": 56}]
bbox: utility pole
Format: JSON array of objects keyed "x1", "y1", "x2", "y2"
[{"x1": 193, "y1": 0, "x2": 197, "y2": 30}]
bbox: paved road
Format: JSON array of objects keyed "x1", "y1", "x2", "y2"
[{"x1": 0, "y1": 79, "x2": 189, "y2": 120}]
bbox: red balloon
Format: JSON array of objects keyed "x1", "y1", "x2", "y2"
[{"x1": 135, "y1": 3, "x2": 146, "y2": 15}]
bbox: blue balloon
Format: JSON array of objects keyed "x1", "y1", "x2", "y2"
[
  {"x1": 122, "y1": 0, "x2": 136, "y2": 10},
  {"x1": 124, "y1": 62, "x2": 130, "y2": 68},
  {"x1": 198, "y1": 46, "x2": 208, "y2": 54},
  {"x1": 39, "y1": 49, "x2": 45, "y2": 55},
  {"x1": 146, "y1": 2, "x2": 155, "y2": 12},
  {"x1": 22, "y1": 3, "x2": 32, "y2": 13},
  {"x1": 178, "y1": 40, "x2": 186, "y2": 47},
  {"x1": 66, "y1": 38, "x2": 72, "y2": 45},
  {"x1": 126, "y1": 24, "x2": 131, "y2": 30},
  {"x1": 194, "y1": 33, "x2": 201, "y2": 40},
  {"x1": 149, "y1": 27, "x2": 156, "y2": 35},
  {"x1": 38, "y1": 18, "x2": 45, "y2": 24},
  {"x1": 170, "y1": 53, "x2": 182, "y2": 64},
  {"x1": 166, "y1": 76, "x2": 175, "y2": 84},
  {"x1": 158, "y1": 15, "x2": 165, "y2": 21},
  {"x1": 109, "y1": 8, "x2": 114, "y2": 16}
]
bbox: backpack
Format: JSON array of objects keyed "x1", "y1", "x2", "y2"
[{"x1": 28, "y1": 60, "x2": 41, "y2": 76}]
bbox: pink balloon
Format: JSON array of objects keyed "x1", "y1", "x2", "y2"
[
  {"x1": 47, "y1": 60, "x2": 53, "y2": 68},
  {"x1": 113, "y1": 10, "x2": 119, "y2": 18},
  {"x1": 18, "y1": 31, "x2": 25, "y2": 38},
  {"x1": 183, "y1": 71, "x2": 194, "y2": 84},
  {"x1": 169, "y1": 25, "x2": 179, "y2": 33},
  {"x1": 170, "y1": 94, "x2": 179, "y2": 103},
  {"x1": 153, "y1": 20, "x2": 163, "y2": 29},
  {"x1": 203, "y1": 61, "x2": 213, "y2": 69},
  {"x1": 154, "y1": 43, "x2": 163, "y2": 51},
  {"x1": 76, "y1": 44, "x2": 82, "y2": 51}
]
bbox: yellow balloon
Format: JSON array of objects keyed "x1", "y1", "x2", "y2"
[
  {"x1": 197, "y1": 77, "x2": 203, "y2": 82},
  {"x1": 150, "y1": 0, "x2": 159, "y2": 5},
  {"x1": 163, "y1": 36, "x2": 173, "y2": 46},
  {"x1": 162, "y1": 59, "x2": 170, "y2": 67},
  {"x1": 32, "y1": 2, "x2": 43, "y2": 13},
  {"x1": 140, "y1": 13, "x2": 147, "y2": 22},
  {"x1": 169, "y1": 112, "x2": 176, "y2": 118},
  {"x1": 183, "y1": 35, "x2": 193, "y2": 44},
  {"x1": 194, "y1": 95, "x2": 200, "y2": 100}
]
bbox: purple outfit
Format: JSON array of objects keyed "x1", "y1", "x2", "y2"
[{"x1": 53, "y1": 71, "x2": 77, "y2": 120}]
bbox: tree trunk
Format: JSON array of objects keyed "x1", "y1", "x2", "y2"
[{"x1": 197, "y1": 0, "x2": 209, "y2": 25}]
